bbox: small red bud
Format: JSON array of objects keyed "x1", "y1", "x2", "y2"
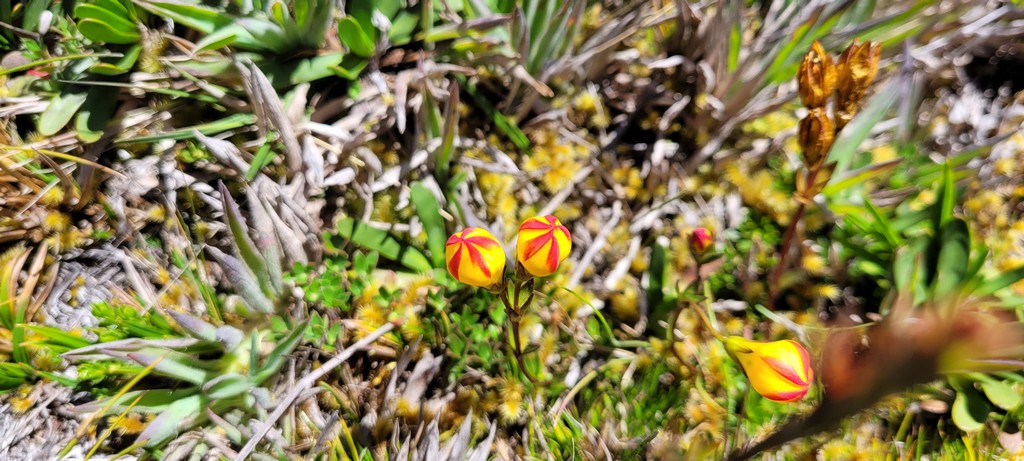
[{"x1": 688, "y1": 228, "x2": 713, "y2": 255}]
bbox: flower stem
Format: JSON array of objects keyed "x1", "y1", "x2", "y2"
[{"x1": 767, "y1": 164, "x2": 819, "y2": 311}]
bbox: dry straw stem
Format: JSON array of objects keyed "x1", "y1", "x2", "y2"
[{"x1": 233, "y1": 322, "x2": 396, "y2": 460}]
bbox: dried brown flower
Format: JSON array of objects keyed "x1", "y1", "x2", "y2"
[
  {"x1": 797, "y1": 41, "x2": 837, "y2": 109},
  {"x1": 835, "y1": 40, "x2": 881, "y2": 127},
  {"x1": 797, "y1": 108, "x2": 834, "y2": 167}
]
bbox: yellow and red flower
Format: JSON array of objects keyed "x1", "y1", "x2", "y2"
[
  {"x1": 724, "y1": 336, "x2": 814, "y2": 403},
  {"x1": 688, "y1": 227, "x2": 713, "y2": 255},
  {"x1": 445, "y1": 227, "x2": 506, "y2": 288},
  {"x1": 516, "y1": 215, "x2": 572, "y2": 277}
]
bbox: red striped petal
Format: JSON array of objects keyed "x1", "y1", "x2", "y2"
[
  {"x1": 520, "y1": 218, "x2": 554, "y2": 231},
  {"x1": 464, "y1": 235, "x2": 499, "y2": 248},
  {"x1": 546, "y1": 235, "x2": 560, "y2": 272},
  {"x1": 447, "y1": 244, "x2": 463, "y2": 277},
  {"x1": 761, "y1": 355, "x2": 809, "y2": 386},
  {"x1": 465, "y1": 243, "x2": 492, "y2": 278},
  {"x1": 522, "y1": 230, "x2": 555, "y2": 260}
]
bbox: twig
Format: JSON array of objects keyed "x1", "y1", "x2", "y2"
[{"x1": 233, "y1": 323, "x2": 396, "y2": 461}]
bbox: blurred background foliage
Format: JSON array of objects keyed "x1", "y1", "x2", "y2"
[{"x1": 1, "y1": 0, "x2": 1024, "y2": 459}]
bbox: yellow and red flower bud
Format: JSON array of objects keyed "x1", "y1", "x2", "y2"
[
  {"x1": 688, "y1": 228, "x2": 714, "y2": 255},
  {"x1": 445, "y1": 227, "x2": 506, "y2": 288},
  {"x1": 725, "y1": 336, "x2": 814, "y2": 403},
  {"x1": 516, "y1": 215, "x2": 572, "y2": 277}
]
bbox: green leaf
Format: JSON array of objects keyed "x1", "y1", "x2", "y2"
[
  {"x1": 972, "y1": 264, "x2": 1024, "y2": 297},
  {"x1": 136, "y1": 393, "x2": 205, "y2": 447},
  {"x1": 237, "y1": 19, "x2": 292, "y2": 53},
  {"x1": 331, "y1": 55, "x2": 369, "y2": 80},
  {"x1": 219, "y1": 183, "x2": 270, "y2": 297},
  {"x1": 77, "y1": 389, "x2": 197, "y2": 414},
  {"x1": 437, "y1": 79, "x2": 459, "y2": 183},
  {"x1": 727, "y1": 18, "x2": 741, "y2": 72},
  {"x1": 118, "y1": 113, "x2": 256, "y2": 143},
  {"x1": 75, "y1": 85, "x2": 120, "y2": 142},
  {"x1": 253, "y1": 323, "x2": 308, "y2": 384},
  {"x1": 74, "y1": 4, "x2": 137, "y2": 32},
  {"x1": 975, "y1": 375, "x2": 1022, "y2": 411},
  {"x1": 338, "y1": 17, "x2": 374, "y2": 58},
  {"x1": 135, "y1": 1, "x2": 232, "y2": 34},
  {"x1": 11, "y1": 326, "x2": 28, "y2": 364},
  {"x1": 39, "y1": 90, "x2": 89, "y2": 136},
  {"x1": 934, "y1": 162, "x2": 957, "y2": 232},
  {"x1": 77, "y1": 18, "x2": 140, "y2": 44},
  {"x1": 389, "y1": 12, "x2": 420, "y2": 45},
  {"x1": 951, "y1": 388, "x2": 989, "y2": 433},
  {"x1": 892, "y1": 241, "x2": 926, "y2": 298},
  {"x1": 823, "y1": 159, "x2": 902, "y2": 198},
  {"x1": 202, "y1": 373, "x2": 254, "y2": 399},
  {"x1": 23, "y1": 325, "x2": 92, "y2": 350},
  {"x1": 245, "y1": 143, "x2": 275, "y2": 181},
  {"x1": 206, "y1": 246, "x2": 274, "y2": 314},
  {"x1": 127, "y1": 350, "x2": 209, "y2": 385},
  {"x1": 862, "y1": 196, "x2": 900, "y2": 247},
  {"x1": 410, "y1": 182, "x2": 448, "y2": 269},
  {"x1": 963, "y1": 244, "x2": 989, "y2": 290},
  {"x1": 93, "y1": 0, "x2": 131, "y2": 17},
  {"x1": 931, "y1": 219, "x2": 970, "y2": 299},
  {"x1": 194, "y1": 28, "x2": 239, "y2": 52},
  {"x1": 0, "y1": 363, "x2": 35, "y2": 391},
  {"x1": 88, "y1": 43, "x2": 142, "y2": 76},
  {"x1": 331, "y1": 217, "x2": 432, "y2": 273},
  {"x1": 284, "y1": 52, "x2": 345, "y2": 84},
  {"x1": 459, "y1": 74, "x2": 529, "y2": 151},
  {"x1": 826, "y1": 84, "x2": 898, "y2": 178}
]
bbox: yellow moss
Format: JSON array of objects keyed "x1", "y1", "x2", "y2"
[
  {"x1": 371, "y1": 193, "x2": 397, "y2": 224},
  {"x1": 522, "y1": 132, "x2": 585, "y2": 194},
  {"x1": 478, "y1": 171, "x2": 517, "y2": 226},
  {"x1": 39, "y1": 187, "x2": 65, "y2": 207},
  {"x1": 355, "y1": 302, "x2": 387, "y2": 329},
  {"x1": 870, "y1": 145, "x2": 897, "y2": 164},
  {"x1": 723, "y1": 162, "x2": 796, "y2": 224},
  {"x1": 58, "y1": 228, "x2": 87, "y2": 250},
  {"x1": 399, "y1": 314, "x2": 425, "y2": 342},
  {"x1": 723, "y1": 317, "x2": 744, "y2": 337},
  {"x1": 814, "y1": 283, "x2": 841, "y2": 301},
  {"x1": 801, "y1": 252, "x2": 827, "y2": 275},
  {"x1": 32, "y1": 350, "x2": 59, "y2": 371},
  {"x1": 612, "y1": 165, "x2": 645, "y2": 200},
  {"x1": 631, "y1": 250, "x2": 650, "y2": 274},
  {"x1": 145, "y1": 205, "x2": 166, "y2": 223},
  {"x1": 910, "y1": 189, "x2": 936, "y2": 211},
  {"x1": 573, "y1": 91, "x2": 598, "y2": 113},
  {"x1": 609, "y1": 277, "x2": 640, "y2": 322},
  {"x1": 494, "y1": 378, "x2": 525, "y2": 425},
  {"x1": 42, "y1": 212, "x2": 71, "y2": 233},
  {"x1": 109, "y1": 413, "x2": 150, "y2": 435},
  {"x1": 7, "y1": 388, "x2": 34, "y2": 415}
]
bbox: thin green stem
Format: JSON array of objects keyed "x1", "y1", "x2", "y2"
[{"x1": 510, "y1": 315, "x2": 536, "y2": 383}]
